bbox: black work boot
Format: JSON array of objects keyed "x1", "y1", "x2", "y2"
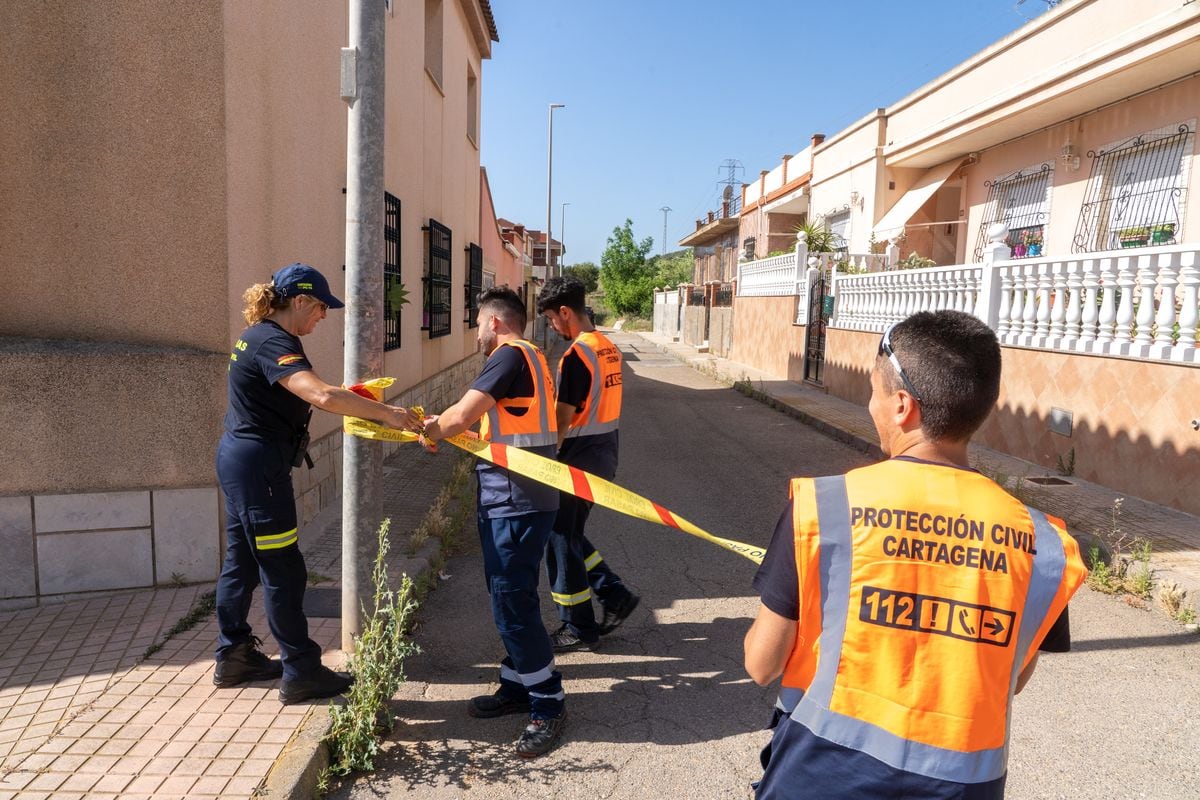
[
  {"x1": 599, "y1": 593, "x2": 641, "y2": 635},
  {"x1": 213, "y1": 637, "x2": 283, "y2": 687},
  {"x1": 278, "y1": 664, "x2": 355, "y2": 705},
  {"x1": 550, "y1": 623, "x2": 599, "y2": 653},
  {"x1": 515, "y1": 710, "x2": 567, "y2": 758},
  {"x1": 467, "y1": 690, "x2": 532, "y2": 718}
]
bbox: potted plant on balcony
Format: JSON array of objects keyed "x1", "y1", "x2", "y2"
[
  {"x1": 1150, "y1": 223, "x2": 1176, "y2": 244},
  {"x1": 1117, "y1": 226, "x2": 1150, "y2": 248},
  {"x1": 1023, "y1": 229, "x2": 1043, "y2": 257}
]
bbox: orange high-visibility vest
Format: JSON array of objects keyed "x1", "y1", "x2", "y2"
[
  {"x1": 778, "y1": 459, "x2": 1086, "y2": 784},
  {"x1": 561, "y1": 330, "x2": 622, "y2": 437},
  {"x1": 479, "y1": 339, "x2": 558, "y2": 449}
]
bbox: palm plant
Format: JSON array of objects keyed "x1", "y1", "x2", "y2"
[{"x1": 794, "y1": 220, "x2": 840, "y2": 254}]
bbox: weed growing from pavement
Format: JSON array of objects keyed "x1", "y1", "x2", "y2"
[
  {"x1": 307, "y1": 570, "x2": 333, "y2": 585},
  {"x1": 322, "y1": 519, "x2": 420, "y2": 780},
  {"x1": 1055, "y1": 447, "x2": 1076, "y2": 477},
  {"x1": 1086, "y1": 499, "x2": 1156, "y2": 601},
  {"x1": 142, "y1": 590, "x2": 216, "y2": 659},
  {"x1": 1157, "y1": 580, "x2": 1197, "y2": 624},
  {"x1": 318, "y1": 455, "x2": 475, "y2": 793}
]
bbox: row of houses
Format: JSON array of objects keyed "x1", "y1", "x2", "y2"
[
  {"x1": 0, "y1": 1, "x2": 562, "y2": 606},
  {"x1": 666, "y1": 0, "x2": 1200, "y2": 517}
]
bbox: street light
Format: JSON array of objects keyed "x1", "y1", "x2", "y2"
[
  {"x1": 560, "y1": 202, "x2": 570, "y2": 267},
  {"x1": 545, "y1": 103, "x2": 564, "y2": 280}
]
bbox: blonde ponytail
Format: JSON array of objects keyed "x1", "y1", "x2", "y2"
[{"x1": 242, "y1": 282, "x2": 290, "y2": 325}]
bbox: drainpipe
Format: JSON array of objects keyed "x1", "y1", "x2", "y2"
[{"x1": 340, "y1": 0, "x2": 385, "y2": 652}]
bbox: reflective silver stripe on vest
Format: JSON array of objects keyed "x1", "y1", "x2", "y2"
[
  {"x1": 487, "y1": 341, "x2": 557, "y2": 448},
  {"x1": 789, "y1": 475, "x2": 1015, "y2": 784},
  {"x1": 1007, "y1": 508, "x2": 1066, "y2": 696},
  {"x1": 563, "y1": 339, "x2": 619, "y2": 439}
]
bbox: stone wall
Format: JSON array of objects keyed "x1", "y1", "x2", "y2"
[
  {"x1": 0, "y1": 351, "x2": 483, "y2": 608},
  {"x1": 709, "y1": 307, "x2": 734, "y2": 358},
  {"x1": 682, "y1": 306, "x2": 708, "y2": 347}
]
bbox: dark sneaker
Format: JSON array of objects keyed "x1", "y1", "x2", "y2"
[
  {"x1": 599, "y1": 593, "x2": 640, "y2": 635},
  {"x1": 550, "y1": 624, "x2": 599, "y2": 653},
  {"x1": 278, "y1": 665, "x2": 354, "y2": 705},
  {"x1": 467, "y1": 690, "x2": 532, "y2": 719},
  {"x1": 213, "y1": 637, "x2": 283, "y2": 687},
  {"x1": 515, "y1": 710, "x2": 567, "y2": 758}
]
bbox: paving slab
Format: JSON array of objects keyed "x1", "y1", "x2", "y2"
[{"x1": 0, "y1": 441, "x2": 467, "y2": 800}]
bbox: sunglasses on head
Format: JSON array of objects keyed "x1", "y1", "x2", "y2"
[{"x1": 879, "y1": 323, "x2": 923, "y2": 404}]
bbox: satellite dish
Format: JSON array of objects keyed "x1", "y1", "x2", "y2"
[{"x1": 723, "y1": 185, "x2": 733, "y2": 201}]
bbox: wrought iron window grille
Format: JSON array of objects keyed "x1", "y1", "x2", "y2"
[
  {"x1": 384, "y1": 193, "x2": 403, "y2": 351},
  {"x1": 973, "y1": 163, "x2": 1053, "y2": 260},
  {"x1": 465, "y1": 243, "x2": 482, "y2": 326},
  {"x1": 1071, "y1": 123, "x2": 1193, "y2": 254},
  {"x1": 422, "y1": 219, "x2": 453, "y2": 339}
]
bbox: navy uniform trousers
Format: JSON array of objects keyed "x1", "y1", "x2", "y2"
[
  {"x1": 546, "y1": 492, "x2": 633, "y2": 639},
  {"x1": 214, "y1": 434, "x2": 321, "y2": 680},
  {"x1": 479, "y1": 509, "x2": 564, "y2": 720}
]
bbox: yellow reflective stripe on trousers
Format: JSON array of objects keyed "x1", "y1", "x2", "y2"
[
  {"x1": 255, "y1": 528, "x2": 298, "y2": 550},
  {"x1": 584, "y1": 550, "x2": 603, "y2": 570},
  {"x1": 551, "y1": 588, "x2": 592, "y2": 606}
]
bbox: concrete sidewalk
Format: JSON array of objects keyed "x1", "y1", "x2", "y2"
[
  {"x1": 633, "y1": 330, "x2": 1200, "y2": 611},
  {"x1": 0, "y1": 443, "x2": 463, "y2": 800}
]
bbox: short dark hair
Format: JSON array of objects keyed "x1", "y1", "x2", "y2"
[
  {"x1": 877, "y1": 310, "x2": 1001, "y2": 442},
  {"x1": 536, "y1": 276, "x2": 586, "y2": 315},
  {"x1": 478, "y1": 286, "x2": 526, "y2": 332}
]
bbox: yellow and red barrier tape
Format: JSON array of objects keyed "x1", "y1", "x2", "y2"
[{"x1": 342, "y1": 379, "x2": 764, "y2": 565}]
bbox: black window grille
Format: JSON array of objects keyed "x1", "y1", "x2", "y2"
[
  {"x1": 973, "y1": 163, "x2": 1052, "y2": 260},
  {"x1": 384, "y1": 193, "x2": 402, "y2": 351},
  {"x1": 422, "y1": 218, "x2": 452, "y2": 338},
  {"x1": 1072, "y1": 123, "x2": 1193, "y2": 253},
  {"x1": 742, "y1": 236, "x2": 756, "y2": 260},
  {"x1": 713, "y1": 283, "x2": 734, "y2": 307},
  {"x1": 465, "y1": 243, "x2": 483, "y2": 326},
  {"x1": 688, "y1": 286, "x2": 704, "y2": 306}
]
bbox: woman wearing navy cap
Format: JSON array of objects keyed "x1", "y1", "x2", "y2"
[{"x1": 214, "y1": 263, "x2": 413, "y2": 704}]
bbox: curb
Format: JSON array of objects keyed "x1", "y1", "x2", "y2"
[{"x1": 633, "y1": 332, "x2": 1200, "y2": 626}]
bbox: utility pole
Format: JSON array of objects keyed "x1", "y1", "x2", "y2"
[
  {"x1": 560, "y1": 202, "x2": 570, "y2": 266},
  {"x1": 659, "y1": 206, "x2": 672, "y2": 255},
  {"x1": 545, "y1": 103, "x2": 564, "y2": 280},
  {"x1": 339, "y1": 0, "x2": 385, "y2": 652}
]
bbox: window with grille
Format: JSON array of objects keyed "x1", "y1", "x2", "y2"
[
  {"x1": 973, "y1": 163, "x2": 1052, "y2": 260},
  {"x1": 423, "y1": 219, "x2": 452, "y2": 338},
  {"x1": 1072, "y1": 122, "x2": 1193, "y2": 253},
  {"x1": 465, "y1": 243, "x2": 482, "y2": 326},
  {"x1": 384, "y1": 193, "x2": 403, "y2": 351},
  {"x1": 825, "y1": 210, "x2": 850, "y2": 252}
]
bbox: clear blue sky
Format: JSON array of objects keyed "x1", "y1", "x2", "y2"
[{"x1": 480, "y1": 1, "x2": 1052, "y2": 265}]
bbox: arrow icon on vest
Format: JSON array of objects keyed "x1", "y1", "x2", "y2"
[{"x1": 985, "y1": 616, "x2": 1005, "y2": 637}]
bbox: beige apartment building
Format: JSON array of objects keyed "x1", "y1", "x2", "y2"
[
  {"x1": 679, "y1": 0, "x2": 1200, "y2": 515},
  {"x1": 0, "y1": 0, "x2": 498, "y2": 606}
]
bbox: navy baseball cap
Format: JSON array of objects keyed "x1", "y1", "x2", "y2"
[{"x1": 271, "y1": 263, "x2": 345, "y2": 309}]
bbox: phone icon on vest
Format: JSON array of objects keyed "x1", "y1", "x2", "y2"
[{"x1": 958, "y1": 609, "x2": 977, "y2": 636}]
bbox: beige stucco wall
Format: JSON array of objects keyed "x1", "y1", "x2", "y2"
[
  {"x1": 884, "y1": 0, "x2": 1200, "y2": 168},
  {"x1": 822, "y1": 327, "x2": 1200, "y2": 516},
  {"x1": 810, "y1": 112, "x2": 885, "y2": 253},
  {"x1": 960, "y1": 75, "x2": 1200, "y2": 262},
  {"x1": 727, "y1": 296, "x2": 807, "y2": 382},
  {"x1": 0, "y1": 3, "x2": 229, "y2": 351},
  {"x1": 222, "y1": 0, "x2": 485, "y2": 442}
]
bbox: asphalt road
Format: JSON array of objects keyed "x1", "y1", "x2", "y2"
[{"x1": 334, "y1": 332, "x2": 1200, "y2": 800}]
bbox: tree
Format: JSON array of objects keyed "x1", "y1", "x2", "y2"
[
  {"x1": 599, "y1": 219, "x2": 655, "y2": 317},
  {"x1": 562, "y1": 262, "x2": 599, "y2": 293},
  {"x1": 649, "y1": 249, "x2": 694, "y2": 288}
]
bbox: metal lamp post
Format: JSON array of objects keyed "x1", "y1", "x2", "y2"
[
  {"x1": 545, "y1": 103, "x2": 564, "y2": 279},
  {"x1": 560, "y1": 202, "x2": 570, "y2": 267}
]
